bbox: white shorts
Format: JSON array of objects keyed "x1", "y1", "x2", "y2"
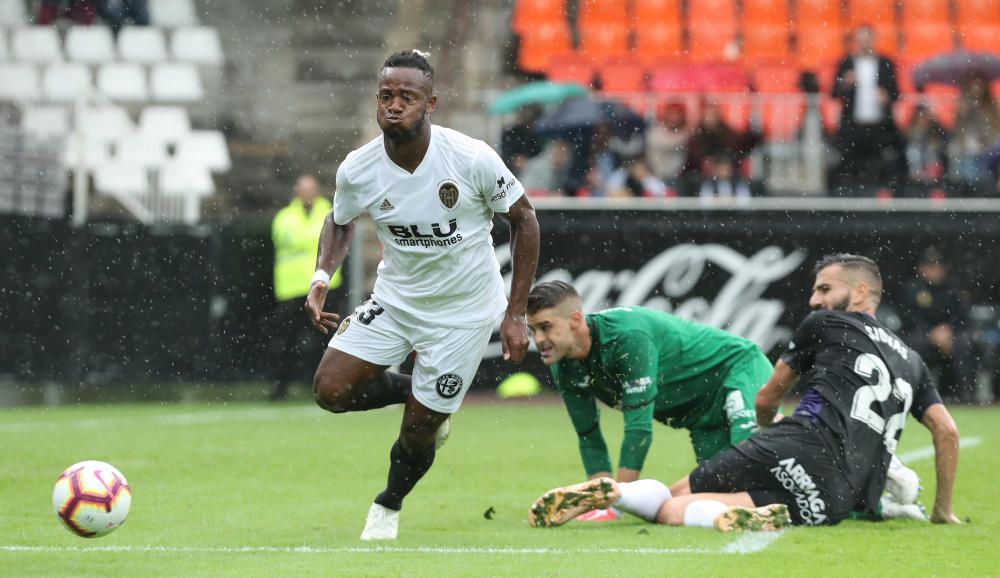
[{"x1": 329, "y1": 298, "x2": 497, "y2": 414}]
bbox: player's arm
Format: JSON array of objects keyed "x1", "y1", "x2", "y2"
[
  {"x1": 497, "y1": 195, "x2": 540, "y2": 362},
  {"x1": 920, "y1": 403, "x2": 961, "y2": 524},
  {"x1": 559, "y1": 384, "x2": 613, "y2": 479},
  {"x1": 755, "y1": 360, "x2": 799, "y2": 427},
  {"x1": 305, "y1": 210, "x2": 353, "y2": 334},
  {"x1": 615, "y1": 335, "x2": 658, "y2": 482}
]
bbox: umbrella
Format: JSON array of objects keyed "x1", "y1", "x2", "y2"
[
  {"x1": 487, "y1": 81, "x2": 589, "y2": 116},
  {"x1": 912, "y1": 50, "x2": 1000, "y2": 88},
  {"x1": 534, "y1": 97, "x2": 645, "y2": 138}
]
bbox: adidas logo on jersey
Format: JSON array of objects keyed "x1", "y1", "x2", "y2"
[{"x1": 379, "y1": 198, "x2": 394, "y2": 212}]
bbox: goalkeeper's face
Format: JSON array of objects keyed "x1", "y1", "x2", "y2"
[{"x1": 527, "y1": 305, "x2": 584, "y2": 366}]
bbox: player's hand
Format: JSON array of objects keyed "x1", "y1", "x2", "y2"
[
  {"x1": 930, "y1": 505, "x2": 961, "y2": 525},
  {"x1": 304, "y1": 282, "x2": 340, "y2": 334},
  {"x1": 500, "y1": 312, "x2": 529, "y2": 362}
]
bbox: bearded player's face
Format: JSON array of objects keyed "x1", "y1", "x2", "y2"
[
  {"x1": 527, "y1": 308, "x2": 578, "y2": 366},
  {"x1": 810, "y1": 265, "x2": 852, "y2": 311},
  {"x1": 376, "y1": 67, "x2": 435, "y2": 141}
]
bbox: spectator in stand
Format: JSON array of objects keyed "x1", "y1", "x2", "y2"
[
  {"x1": 832, "y1": 25, "x2": 903, "y2": 194},
  {"x1": 646, "y1": 103, "x2": 690, "y2": 187},
  {"x1": 899, "y1": 247, "x2": 979, "y2": 403},
  {"x1": 37, "y1": 0, "x2": 97, "y2": 25},
  {"x1": 679, "y1": 102, "x2": 758, "y2": 195},
  {"x1": 948, "y1": 74, "x2": 1000, "y2": 195},
  {"x1": 605, "y1": 157, "x2": 668, "y2": 197},
  {"x1": 904, "y1": 104, "x2": 948, "y2": 195},
  {"x1": 97, "y1": 0, "x2": 150, "y2": 33},
  {"x1": 697, "y1": 154, "x2": 752, "y2": 203},
  {"x1": 500, "y1": 106, "x2": 543, "y2": 179},
  {"x1": 520, "y1": 138, "x2": 572, "y2": 196}
]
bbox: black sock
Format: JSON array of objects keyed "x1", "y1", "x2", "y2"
[
  {"x1": 374, "y1": 439, "x2": 436, "y2": 511},
  {"x1": 350, "y1": 372, "x2": 411, "y2": 411}
]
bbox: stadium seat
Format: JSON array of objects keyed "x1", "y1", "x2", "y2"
[
  {"x1": 175, "y1": 130, "x2": 230, "y2": 172},
  {"x1": 0, "y1": 63, "x2": 39, "y2": 101},
  {"x1": 95, "y1": 162, "x2": 149, "y2": 196},
  {"x1": 955, "y1": 0, "x2": 1000, "y2": 25},
  {"x1": 632, "y1": 0, "x2": 681, "y2": 25},
  {"x1": 150, "y1": 63, "x2": 204, "y2": 101},
  {"x1": 688, "y1": 0, "x2": 736, "y2": 26},
  {"x1": 714, "y1": 95, "x2": 751, "y2": 132},
  {"x1": 115, "y1": 134, "x2": 169, "y2": 168},
  {"x1": 139, "y1": 106, "x2": 191, "y2": 145},
  {"x1": 957, "y1": 24, "x2": 1000, "y2": 53},
  {"x1": 0, "y1": 0, "x2": 27, "y2": 26},
  {"x1": 544, "y1": 52, "x2": 596, "y2": 86},
  {"x1": 12, "y1": 27, "x2": 62, "y2": 63},
  {"x1": 743, "y1": 0, "x2": 790, "y2": 26},
  {"x1": 599, "y1": 59, "x2": 646, "y2": 92},
  {"x1": 688, "y1": 22, "x2": 738, "y2": 62},
  {"x1": 158, "y1": 161, "x2": 215, "y2": 197},
  {"x1": 848, "y1": 0, "x2": 896, "y2": 27},
  {"x1": 796, "y1": 0, "x2": 843, "y2": 25},
  {"x1": 633, "y1": 22, "x2": 683, "y2": 65},
  {"x1": 578, "y1": 0, "x2": 627, "y2": 25},
  {"x1": 865, "y1": 23, "x2": 900, "y2": 57},
  {"x1": 77, "y1": 106, "x2": 134, "y2": 143},
  {"x1": 150, "y1": 0, "x2": 200, "y2": 27},
  {"x1": 760, "y1": 95, "x2": 807, "y2": 141},
  {"x1": 512, "y1": 0, "x2": 566, "y2": 34},
  {"x1": 43, "y1": 63, "x2": 93, "y2": 102},
  {"x1": 578, "y1": 22, "x2": 630, "y2": 61},
  {"x1": 98, "y1": 63, "x2": 148, "y2": 101},
  {"x1": 517, "y1": 21, "x2": 572, "y2": 73},
  {"x1": 903, "y1": 23, "x2": 954, "y2": 61},
  {"x1": 171, "y1": 27, "x2": 223, "y2": 65},
  {"x1": 63, "y1": 134, "x2": 111, "y2": 170},
  {"x1": 118, "y1": 28, "x2": 168, "y2": 63},
  {"x1": 753, "y1": 64, "x2": 801, "y2": 93},
  {"x1": 901, "y1": 0, "x2": 950, "y2": 24},
  {"x1": 65, "y1": 27, "x2": 116, "y2": 64},
  {"x1": 796, "y1": 25, "x2": 847, "y2": 70},
  {"x1": 22, "y1": 106, "x2": 70, "y2": 139},
  {"x1": 741, "y1": 24, "x2": 791, "y2": 64},
  {"x1": 701, "y1": 63, "x2": 751, "y2": 92},
  {"x1": 649, "y1": 64, "x2": 703, "y2": 92}
]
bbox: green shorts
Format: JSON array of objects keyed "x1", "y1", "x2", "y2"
[{"x1": 689, "y1": 351, "x2": 774, "y2": 463}]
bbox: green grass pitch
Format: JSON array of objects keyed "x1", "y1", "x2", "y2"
[{"x1": 0, "y1": 398, "x2": 996, "y2": 577}]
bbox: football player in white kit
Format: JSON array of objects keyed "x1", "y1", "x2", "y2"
[{"x1": 304, "y1": 50, "x2": 540, "y2": 540}]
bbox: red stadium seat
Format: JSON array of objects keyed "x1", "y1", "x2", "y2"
[
  {"x1": 743, "y1": 0, "x2": 791, "y2": 26},
  {"x1": 634, "y1": 22, "x2": 684, "y2": 64},
  {"x1": 741, "y1": 24, "x2": 791, "y2": 64},
  {"x1": 848, "y1": 0, "x2": 897, "y2": 27},
  {"x1": 713, "y1": 95, "x2": 752, "y2": 132},
  {"x1": 545, "y1": 52, "x2": 597, "y2": 86},
  {"x1": 820, "y1": 97, "x2": 842, "y2": 131},
  {"x1": 862, "y1": 23, "x2": 901, "y2": 57},
  {"x1": 753, "y1": 64, "x2": 801, "y2": 93},
  {"x1": 512, "y1": 0, "x2": 567, "y2": 34},
  {"x1": 599, "y1": 59, "x2": 646, "y2": 92},
  {"x1": 796, "y1": 24, "x2": 848, "y2": 69},
  {"x1": 578, "y1": 0, "x2": 628, "y2": 26},
  {"x1": 688, "y1": 0, "x2": 737, "y2": 26},
  {"x1": 955, "y1": 0, "x2": 1000, "y2": 25},
  {"x1": 632, "y1": 0, "x2": 681, "y2": 25},
  {"x1": 649, "y1": 64, "x2": 703, "y2": 92},
  {"x1": 903, "y1": 23, "x2": 954, "y2": 60},
  {"x1": 957, "y1": 24, "x2": 1000, "y2": 53},
  {"x1": 517, "y1": 21, "x2": 573, "y2": 73},
  {"x1": 761, "y1": 94, "x2": 807, "y2": 141},
  {"x1": 796, "y1": 0, "x2": 843, "y2": 25},
  {"x1": 700, "y1": 63, "x2": 751, "y2": 92},
  {"x1": 901, "y1": 0, "x2": 950, "y2": 25},
  {"x1": 688, "y1": 22, "x2": 739, "y2": 62},
  {"x1": 578, "y1": 21, "x2": 630, "y2": 61}
]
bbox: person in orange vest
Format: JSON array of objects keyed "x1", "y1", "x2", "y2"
[{"x1": 270, "y1": 174, "x2": 340, "y2": 401}]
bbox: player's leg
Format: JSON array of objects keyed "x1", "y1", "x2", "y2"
[{"x1": 722, "y1": 352, "x2": 775, "y2": 447}]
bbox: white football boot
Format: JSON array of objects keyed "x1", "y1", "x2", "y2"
[
  {"x1": 885, "y1": 455, "x2": 921, "y2": 505},
  {"x1": 880, "y1": 496, "x2": 929, "y2": 521},
  {"x1": 360, "y1": 503, "x2": 399, "y2": 540}
]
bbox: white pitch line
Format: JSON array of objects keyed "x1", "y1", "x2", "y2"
[
  {"x1": 0, "y1": 406, "x2": 321, "y2": 433},
  {"x1": 897, "y1": 436, "x2": 982, "y2": 463},
  {"x1": 719, "y1": 530, "x2": 785, "y2": 554}
]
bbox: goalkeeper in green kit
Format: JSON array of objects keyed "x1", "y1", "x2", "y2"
[{"x1": 526, "y1": 281, "x2": 774, "y2": 522}]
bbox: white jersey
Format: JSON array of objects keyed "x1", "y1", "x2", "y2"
[{"x1": 334, "y1": 125, "x2": 524, "y2": 327}]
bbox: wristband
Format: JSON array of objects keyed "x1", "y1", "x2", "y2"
[{"x1": 311, "y1": 269, "x2": 331, "y2": 286}]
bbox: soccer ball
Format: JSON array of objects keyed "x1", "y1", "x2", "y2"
[{"x1": 51, "y1": 461, "x2": 131, "y2": 538}]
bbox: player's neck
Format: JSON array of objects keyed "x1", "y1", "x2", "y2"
[
  {"x1": 384, "y1": 125, "x2": 432, "y2": 173},
  {"x1": 573, "y1": 323, "x2": 593, "y2": 360}
]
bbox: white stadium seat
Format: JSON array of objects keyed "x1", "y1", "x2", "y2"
[
  {"x1": 150, "y1": 0, "x2": 199, "y2": 27},
  {"x1": 170, "y1": 27, "x2": 222, "y2": 65},
  {"x1": 77, "y1": 106, "x2": 134, "y2": 142},
  {"x1": 0, "y1": 0, "x2": 28, "y2": 26},
  {"x1": 95, "y1": 162, "x2": 149, "y2": 195},
  {"x1": 43, "y1": 63, "x2": 93, "y2": 102},
  {"x1": 118, "y1": 28, "x2": 168, "y2": 63},
  {"x1": 0, "y1": 63, "x2": 39, "y2": 101},
  {"x1": 159, "y1": 161, "x2": 214, "y2": 196},
  {"x1": 175, "y1": 130, "x2": 230, "y2": 172},
  {"x1": 139, "y1": 106, "x2": 190, "y2": 145},
  {"x1": 65, "y1": 27, "x2": 116, "y2": 64},
  {"x1": 23, "y1": 106, "x2": 70, "y2": 139},
  {"x1": 13, "y1": 27, "x2": 62, "y2": 63},
  {"x1": 150, "y1": 63, "x2": 202, "y2": 101},
  {"x1": 63, "y1": 133, "x2": 112, "y2": 170},
  {"x1": 115, "y1": 134, "x2": 168, "y2": 168},
  {"x1": 97, "y1": 63, "x2": 148, "y2": 101}
]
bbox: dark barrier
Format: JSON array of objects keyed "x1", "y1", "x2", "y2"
[{"x1": 478, "y1": 199, "x2": 1000, "y2": 389}]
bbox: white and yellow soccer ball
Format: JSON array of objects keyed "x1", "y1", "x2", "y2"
[{"x1": 52, "y1": 461, "x2": 131, "y2": 538}]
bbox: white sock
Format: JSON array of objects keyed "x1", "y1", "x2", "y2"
[
  {"x1": 683, "y1": 500, "x2": 729, "y2": 528},
  {"x1": 614, "y1": 480, "x2": 672, "y2": 522}
]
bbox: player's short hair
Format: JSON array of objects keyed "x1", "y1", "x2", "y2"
[
  {"x1": 813, "y1": 253, "x2": 883, "y2": 305},
  {"x1": 527, "y1": 281, "x2": 579, "y2": 315},
  {"x1": 381, "y1": 49, "x2": 434, "y2": 87}
]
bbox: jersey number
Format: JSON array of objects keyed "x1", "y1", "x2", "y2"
[
  {"x1": 356, "y1": 301, "x2": 385, "y2": 325},
  {"x1": 850, "y1": 353, "x2": 914, "y2": 453}
]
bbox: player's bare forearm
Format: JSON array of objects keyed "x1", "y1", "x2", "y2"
[
  {"x1": 922, "y1": 404, "x2": 961, "y2": 524},
  {"x1": 756, "y1": 360, "x2": 799, "y2": 427},
  {"x1": 499, "y1": 196, "x2": 539, "y2": 362},
  {"x1": 315, "y1": 211, "x2": 354, "y2": 275}
]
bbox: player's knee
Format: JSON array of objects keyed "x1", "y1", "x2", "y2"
[{"x1": 313, "y1": 372, "x2": 353, "y2": 413}]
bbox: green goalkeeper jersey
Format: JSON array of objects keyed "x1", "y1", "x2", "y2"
[{"x1": 551, "y1": 306, "x2": 767, "y2": 476}]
